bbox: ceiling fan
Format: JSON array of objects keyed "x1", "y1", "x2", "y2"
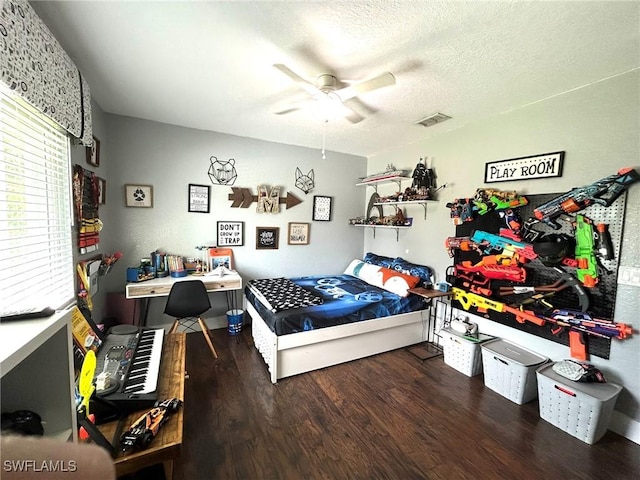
[{"x1": 273, "y1": 63, "x2": 396, "y2": 123}]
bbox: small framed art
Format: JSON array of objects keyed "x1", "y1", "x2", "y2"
[
  {"x1": 312, "y1": 195, "x2": 332, "y2": 221},
  {"x1": 86, "y1": 136, "x2": 100, "y2": 167},
  {"x1": 288, "y1": 222, "x2": 310, "y2": 245},
  {"x1": 97, "y1": 177, "x2": 106, "y2": 205},
  {"x1": 256, "y1": 227, "x2": 279, "y2": 250},
  {"x1": 188, "y1": 183, "x2": 210, "y2": 213},
  {"x1": 209, "y1": 247, "x2": 233, "y2": 270},
  {"x1": 217, "y1": 221, "x2": 244, "y2": 246},
  {"x1": 125, "y1": 184, "x2": 153, "y2": 208}
]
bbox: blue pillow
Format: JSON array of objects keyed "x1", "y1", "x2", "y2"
[
  {"x1": 391, "y1": 257, "x2": 433, "y2": 288},
  {"x1": 363, "y1": 252, "x2": 395, "y2": 268}
]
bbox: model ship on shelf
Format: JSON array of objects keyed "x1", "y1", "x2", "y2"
[{"x1": 358, "y1": 164, "x2": 409, "y2": 184}]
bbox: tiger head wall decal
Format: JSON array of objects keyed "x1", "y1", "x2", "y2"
[
  {"x1": 294, "y1": 167, "x2": 315, "y2": 194},
  {"x1": 208, "y1": 156, "x2": 238, "y2": 185}
]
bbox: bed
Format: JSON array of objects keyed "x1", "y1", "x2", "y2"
[{"x1": 245, "y1": 253, "x2": 436, "y2": 383}]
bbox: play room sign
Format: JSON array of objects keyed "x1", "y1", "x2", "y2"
[{"x1": 484, "y1": 151, "x2": 564, "y2": 183}]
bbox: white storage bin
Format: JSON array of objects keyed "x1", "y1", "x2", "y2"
[
  {"x1": 536, "y1": 363, "x2": 622, "y2": 444},
  {"x1": 481, "y1": 339, "x2": 548, "y2": 404},
  {"x1": 441, "y1": 329, "x2": 493, "y2": 377}
]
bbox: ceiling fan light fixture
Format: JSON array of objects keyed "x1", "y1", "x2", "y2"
[
  {"x1": 415, "y1": 112, "x2": 452, "y2": 128},
  {"x1": 313, "y1": 91, "x2": 344, "y2": 121},
  {"x1": 272, "y1": 63, "x2": 394, "y2": 124}
]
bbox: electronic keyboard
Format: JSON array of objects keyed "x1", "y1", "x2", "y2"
[{"x1": 93, "y1": 327, "x2": 164, "y2": 413}]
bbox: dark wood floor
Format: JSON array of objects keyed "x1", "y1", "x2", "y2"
[{"x1": 170, "y1": 328, "x2": 640, "y2": 480}]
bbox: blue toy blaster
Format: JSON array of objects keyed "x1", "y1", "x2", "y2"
[{"x1": 470, "y1": 230, "x2": 537, "y2": 261}]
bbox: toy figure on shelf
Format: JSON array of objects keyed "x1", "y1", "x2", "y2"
[
  {"x1": 392, "y1": 209, "x2": 406, "y2": 226},
  {"x1": 411, "y1": 157, "x2": 437, "y2": 198},
  {"x1": 404, "y1": 186, "x2": 431, "y2": 201}
]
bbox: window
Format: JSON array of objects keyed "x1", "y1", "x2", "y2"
[{"x1": 0, "y1": 86, "x2": 75, "y2": 311}]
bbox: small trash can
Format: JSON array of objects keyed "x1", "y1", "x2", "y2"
[{"x1": 226, "y1": 309, "x2": 243, "y2": 336}]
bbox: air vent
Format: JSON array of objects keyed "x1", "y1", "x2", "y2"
[{"x1": 415, "y1": 113, "x2": 451, "y2": 127}]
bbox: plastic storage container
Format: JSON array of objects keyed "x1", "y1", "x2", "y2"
[
  {"x1": 441, "y1": 329, "x2": 493, "y2": 377},
  {"x1": 481, "y1": 339, "x2": 548, "y2": 404},
  {"x1": 536, "y1": 363, "x2": 622, "y2": 444}
]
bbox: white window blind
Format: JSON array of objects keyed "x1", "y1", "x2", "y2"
[{"x1": 0, "y1": 86, "x2": 75, "y2": 312}]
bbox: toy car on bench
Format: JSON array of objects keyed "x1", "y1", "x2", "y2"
[{"x1": 119, "y1": 397, "x2": 183, "y2": 452}]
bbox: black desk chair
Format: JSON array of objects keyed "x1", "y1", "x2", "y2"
[{"x1": 165, "y1": 280, "x2": 218, "y2": 359}]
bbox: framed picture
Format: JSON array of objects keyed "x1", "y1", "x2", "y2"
[
  {"x1": 188, "y1": 183, "x2": 210, "y2": 213},
  {"x1": 313, "y1": 195, "x2": 332, "y2": 221},
  {"x1": 97, "y1": 177, "x2": 106, "y2": 205},
  {"x1": 125, "y1": 184, "x2": 153, "y2": 208},
  {"x1": 288, "y1": 222, "x2": 310, "y2": 245},
  {"x1": 256, "y1": 226, "x2": 279, "y2": 250},
  {"x1": 217, "y1": 221, "x2": 244, "y2": 246},
  {"x1": 209, "y1": 247, "x2": 233, "y2": 270},
  {"x1": 86, "y1": 136, "x2": 100, "y2": 167}
]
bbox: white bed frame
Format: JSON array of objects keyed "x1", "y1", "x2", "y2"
[{"x1": 247, "y1": 298, "x2": 431, "y2": 384}]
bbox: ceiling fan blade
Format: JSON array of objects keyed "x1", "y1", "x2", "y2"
[
  {"x1": 274, "y1": 106, "x2": 303, "y2": 115},
  {"x1": 273, "y1": 96, "x2": 317, "y2": 116},
  {"x1": 273, "y1": 64, "x2": 322, "y2": 97},
  {"x1": 340, "y1": 103, "x2": 365, "y2": 124},
  {"x1": 336, "y1": 72, "x2": 396, "y2": 101},
  {"x1": 343, "y1": 97, "x2": 377, "y2": 116},
  {"x1": 344, "y1": 110, "x2": 365, "y2": 124}
]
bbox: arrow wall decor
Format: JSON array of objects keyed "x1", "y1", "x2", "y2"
[{"x1": 228, "y1": 187, "x2": 302, "y2": 211}]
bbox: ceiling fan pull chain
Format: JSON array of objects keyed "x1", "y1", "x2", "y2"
[{"x1": 321, "y1": 119, "x2": 327, "y2": 159}]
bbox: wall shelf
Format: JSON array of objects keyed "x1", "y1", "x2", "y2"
[
  {"x1": 354, "y1": 174, "x2": 434, "y2": 229},
  {"x1": 373, "y1": 199, "x2": 435, "y2": 220},
  {"x1": 0, "y1": 309, "x2": 78, "y2": 442},
  {"x1": 353, "y1": 223, "x2": 410, "y2": 241},
  {"x1": 356, "y1": 175, "x2": 412, "y2": 191}
]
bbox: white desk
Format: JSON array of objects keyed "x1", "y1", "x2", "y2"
[{"x1": 125, "y1": 272, "x2": 243, "y2": 325}]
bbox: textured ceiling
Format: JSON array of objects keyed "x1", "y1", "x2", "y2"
[{"x1": 31, "y1": 1, "x2": 640, "y2": 158}]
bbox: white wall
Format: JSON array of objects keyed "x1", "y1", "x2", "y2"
[
  {"x1": 99, "y1": 115, "x2": 366, "y2": 328},
  {"x1": 366, "y1": 70, "x2": 640, "y2": 437}
]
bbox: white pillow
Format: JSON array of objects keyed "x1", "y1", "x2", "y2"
[{"x1": 344, "y1": 259, "x2": 420, "y2": 297}]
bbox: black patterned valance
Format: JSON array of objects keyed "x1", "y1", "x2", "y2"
[{"x1": 0, "y1": 0, "x2": 92, "y2": 145}]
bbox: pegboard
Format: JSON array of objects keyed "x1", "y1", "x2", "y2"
[{"x1": 449, "y1": 192, "x2": 628, "y2": 359}]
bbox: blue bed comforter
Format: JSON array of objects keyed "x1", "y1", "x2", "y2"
[{"x1": 245, "y1": 274, "x2": 428, "y2": 335}]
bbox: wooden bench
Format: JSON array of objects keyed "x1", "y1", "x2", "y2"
[{"x1": 97, "y1": 333, "x2": 186, "y2": 479}]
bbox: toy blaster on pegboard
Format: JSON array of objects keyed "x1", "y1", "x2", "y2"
[
  {"x1": 444, "y1": 167, "x2": 639, "y2": 361},
  {"x1": 446, "y1": 187, "x2": 528, "y2": 236},
  {"x1": 523, "y1": 167, "x2": 639, "y2": 239}
]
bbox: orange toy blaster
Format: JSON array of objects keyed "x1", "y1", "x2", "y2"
[{"x1": 454, "y1": 260, "x2": 527, "y2": 283}]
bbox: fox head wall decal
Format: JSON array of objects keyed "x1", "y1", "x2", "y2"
[{"x1": 295, "y1": 167, "x2": 315, "y2": 194}]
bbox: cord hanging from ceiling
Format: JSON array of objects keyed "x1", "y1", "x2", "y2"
[{"x1": 321, "y1": 119, "x2": 327, "y2": 160}]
